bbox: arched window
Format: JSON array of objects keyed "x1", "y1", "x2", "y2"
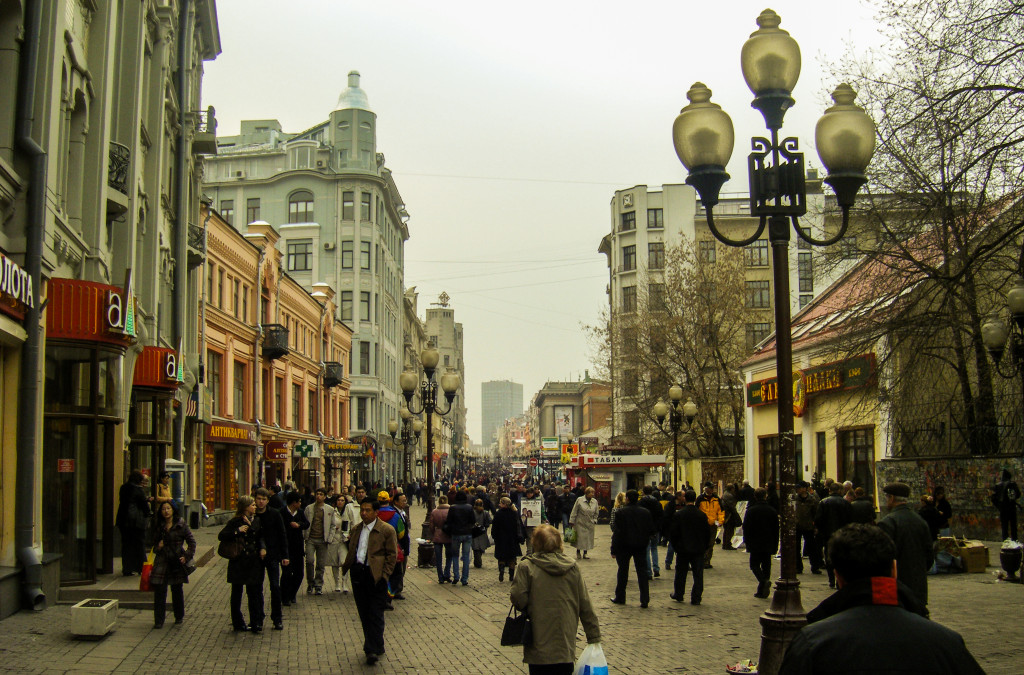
[{"x1": 288, "y1": 190, "x2": 314, "y2": 223}]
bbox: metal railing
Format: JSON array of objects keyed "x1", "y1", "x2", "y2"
[
  {"x1": 890, "y1": 394, "x2": 1023, "y2": 457},
  {"x1": 108, "y1": 141, "x2": 130, "y2": 194},
  {"x1": 187, "y1": 223, "x2": 205, "y2": 253},
  {"x1": 262, "y1": 324, "x2": 289, "y2": 361},
  {"x1": 323, "y1": 362, "x2": 344, "y2": 388}
]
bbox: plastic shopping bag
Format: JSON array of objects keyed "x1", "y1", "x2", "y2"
[
  {"x1": 140, "y1": 551, "x2": 155, "y2": 592},
  {"x1": 564, "y1": 527, "x2": 578, "y2": 546},
  {"x1": 574, "y1": 643, "x2": 609, "y2": 675}
]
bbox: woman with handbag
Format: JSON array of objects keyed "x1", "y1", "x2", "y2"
[
  {"x1": 472, "y1": 498, "x2": 493, "y2": 568},
  {"x1": 492, "y1": 497, "x2": 524, "y2": 582},
  {"x1": 218, "y1": 496, "x2": 267, "y2": 632},
  {"x1": 510, "y1": 524, "x2": 601, "y2": 674},
  {"x1": 149, "y1": 501, "x2": 197, "y2": 628}
]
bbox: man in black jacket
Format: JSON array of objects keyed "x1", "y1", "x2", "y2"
[
  {"x1": 661, "y1": 491, "x2": 685, "y2": 571},
  {"x1": 668, "y1": 490, "x2": 711, "y2": 605},
  {"x1": 610, "y1": 489, "x2": 654, "y2": 608},
  {"x1": 878, "y1": 482, "x2": 933, "y2": 610},
  {"x1": 556, "y1": 485, "x2": 577, "y2": 531},
  {"x1": 639, "y1": 485, "x2": 664, "y2": 578},
  {"x1": 280, "y1": 491, "x2": 309, "y2": 605},
  {"x1": 815, "y1": 482, "x2": 852, "y2": 588},
  {"x1": 446, "y1": 491, "x2": 476, "y2": 585},
  {"x1": 743, "y1": 487, "x2": 779, "y2": 598},
  {"x1": 779, "y1": 524, "x2": 984, "y2": 674},
  {"x1": 254, "y1": 487, "x2": 289, "y2": 630}
]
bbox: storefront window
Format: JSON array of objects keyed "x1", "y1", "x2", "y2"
[{"x1": 839, "y1": 427, "x2": 874, "y2": 489}]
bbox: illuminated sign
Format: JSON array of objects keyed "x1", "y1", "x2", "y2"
[{"x1": 747, "y1": 353, "x2": 876, "y2": 409}]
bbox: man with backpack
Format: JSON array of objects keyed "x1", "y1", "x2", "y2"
[{"x1": 992, "y1": 469, "x2": 1021, "y2": 541}]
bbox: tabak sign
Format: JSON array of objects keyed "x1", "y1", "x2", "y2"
[{"x1": 746, "y1": 353, "x2": 876, "y2": 415}]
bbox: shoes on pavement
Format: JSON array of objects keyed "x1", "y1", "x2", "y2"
[
  {"x1": 665, "y1": 563, "x2": 672, "y2": 571},
  {"x1": 174, "y1": 618, "x2": 183, "y2": 625},
  {"x1": 499, "y1": 568, "x2": 505, "y2": 582},
  {"x1": 282, "y1": 600, "x2": 291, "y2": 607},
  {"x1": 577, "y1": 550, "x2": 582, "y2": 559},
  {"x1": 583, "y1": 552, "x2": 588, "y2": 559},
  {"x1": 461, "y1": 581, "x2": 468, "y2": 586},
  {"x1": 691, "y1": 599, "x2": 701, "y2": 605},
  {"x1": 653, "y1": 570, "x2": 660, "y2": 578},
  {"x1": 384, "y1": 604, "x2": 394, "y2": 611},
  {"x1": 315, "y1": 588, "x2": 323, "y2": 596},
  {"x1": 716, "y1": 537, "x2": 722, "y2": 544},
  {"x1": 609, "y1": 597, "x2": 626, "y2": 605},
  {"x1": 704, "y1": 564, "x2": 713, "y2": 569},
  {"x1": 670, "y1": 594, "x2": 684, "y2": 602},
  {"x1": 393, "y1": 594, "x2": 406, "y2": 600},
  {"x1": 233, "y1": 624, "x2": 248, "y2": 632},
  {"x1": 153, "y1": 621, "x2": 163, "y2": 629},
  {"x1": 640, "y1": 602, "x2": 649, "y2": 608},
  {"x1": 334, "y1": 585, "x2": 342, "y2": 592},
  {"x1": 366, "y1": 653, "x2": 379, "y2": 665},
  {"x1": 306, "y1": 586, "x2": 314, "y2": 595},
  {"x1": 811, "y1": 569, "x2": 822, "y2": 575},
  {"x1": 249, "y1": 624, "x2": 263, "y2": 634},
  {"x1": 343, "y1": 587, "x2": 349, "y2": 594},
  {"x1": 273, "y1": 621, "x2": 284, "y2": 630}
]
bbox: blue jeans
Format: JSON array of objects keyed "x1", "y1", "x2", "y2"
[
  {"x1": 561, "y1": 513, "x2": 571, "y2": 531},
  {"x1": 451, "y1": 535, "x2": 473, "y2": 583},
  {"x1": 434, "y1": 543, "x2": 453, "y2": 582},
  {"x1": 647, "y1": 535, "x2": 660, "y2": 575},
  {"x1": 665, "y1": 541, "x2": 675, "y2": 568}
]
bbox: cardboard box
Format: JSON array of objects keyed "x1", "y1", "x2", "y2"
[{"x1": 957, "y1": 542, "x2": 989, "y2": 573}]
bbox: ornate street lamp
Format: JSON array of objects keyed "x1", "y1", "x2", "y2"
[
  {"x1": 400, "y1": 342, "x2": 460, "y2": 523},
  {"x1": 672, "y1": 10, "x2": 875, "y2": 673},
  {"x1": 982, "y1": 278, "x2": 1024, "y2": 420},
  {"x1": 653, "y1": 387, "x2": 698, "y2": 488},
  {"x1": 389, "y1": 408, "x2": 423, "y2": 485}
]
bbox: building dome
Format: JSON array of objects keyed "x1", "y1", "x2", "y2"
[{"x1": 334, "y1": 71, "x2": 372, "y2": 112}]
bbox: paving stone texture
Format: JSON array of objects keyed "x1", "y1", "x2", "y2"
[{"x1": 1, "y1": 506, "x2": 1020, "y2": 674}]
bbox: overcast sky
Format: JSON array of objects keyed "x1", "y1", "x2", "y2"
[{"x1": 203, "y1": 0, "x2": 885, "y2": 444}]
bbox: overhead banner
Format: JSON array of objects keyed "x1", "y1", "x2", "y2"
[
  {"x1": 554, "y1": 406, "x2": 574, "y2": 438},
  {"x1": 747, "y1": 353, "x2": 876, "y2": 414}
]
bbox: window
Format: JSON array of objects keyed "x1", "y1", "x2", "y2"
[
  {"x1": 840, "y1": 236, "x2": 859, "y2": 259},
  {"x1": 797, "y1": 234, "x2": 812, "y2": 250},
  {"x1": 649, "y1": 283, "x2": 666, "y2": 311},
  {"x1": 292, "y1": 383, "x2": 301, "y2": 429},
  {"x1": 647, "y1": 209, "x2": 663, "y2": 229},
  {"x1": 208, "y1": 351, "x2": 222, "y2": 416},
  {"x1": 648, "y1": 242, "x2": 665, "y2": 270},
  {"x1": 839, "y1": 428, "x2": 874, "y2": 489},
  {"x1": 622, "y1": 245, "x2": 636, "y2": 271},
  {"x1": 361, "y1": 193, "x2": 372, "y2": 220},
  {"x1": 360, "y1": 292, "x2": 370, "y2": 322},
  {"x1": 746, "y1": 322, "x2": 771, "y2": 350},
  {"x1": 233, "y1": 361, "x2": 245, "y2": 418},
  {"x1": 816, "y1": 431, "x2": 827, "y2": 477},
  {"x1": 360, "y1": 241, "x2": 371, "y2": 271},
  {"x1": 620, "y1": 211, "x2": 636, "y2": 232},
  {"x1": 217, "y1": 270, "x2": 224, "y2": 308},
  {"x1": 622, "y1": 369, "x2": 638, "y2": 396},
  {"x1": 360, "y1": 342, "x2": 371, "y2": 374},
  {"x1": 220, "y1": 200, "x2": 234, "y2": 225},
  {"x1": 746, "y1": 280, "x2": 771, "y2": 308},
  {"x1": 696, "y1": 240, "x2": 715, "y2": 263},
  {"x1": 241, "y1": 286, "x2": 248, "y2": 322},
  {"x1": 798, "y1": 252, "x2": 813, "y2": 293},
  {"x1": 622, "y1": 286, "x2": 637, "y2": 313},
  {"x1": 342, "y1": 191, "x2": 354, "y2": 220},
  {"x1": 341, "y1": 241, "x2": 353, "y2": 269},
  {"x1": 799, "y1": 294, "x2": 813, "y2": 309},
  {"x1": 288, "y1": 190, "x2": 314, "y2": 223},
  {"x1": 308, "y1": 390, "x2": 316, "y2": 432},
  {"x1": 246, "y1": 198, "x2": 260, "y2": 223},
  {"x1": 233, "y1": 280, "x2": 240, "y2": 318},
  {"x1": 340, "y1": 291, "x2": 353, "y2": 321},
  {"x1": 287, "y1": 240, "x2": 313, "y2": 272},
  {"x1": 624, "y1": 410, "x2": 640, "y2": 435},
  {"x1": 275, "y1": 377, "x2": 283, "y2": 425},
  {"x1": 356, "y1": 397, "x2": 367, "y2": 430},
  {"x1": 745, "y1": 240, "x2": 769, "y2": 267}
]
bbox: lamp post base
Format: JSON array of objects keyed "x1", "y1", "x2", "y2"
[{"x1": 757, "y1": 578, "x2": 807, "y2": 675}]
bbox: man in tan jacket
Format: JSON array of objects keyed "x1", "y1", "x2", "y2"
[{"x1": 343, "y1": 498, "x2": 398, "y2": 666}]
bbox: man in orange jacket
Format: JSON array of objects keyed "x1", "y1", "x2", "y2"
[{"x1": 694, "y1": 482, "x2": 724, "y2": 569}]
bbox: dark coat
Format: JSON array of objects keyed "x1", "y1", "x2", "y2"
[
  {"x1": 280, "y1": 505, "x2": 309, "y2": 560},
  {"x1": 918, "y1": 504, "x2": 942, "y2": 541},
  {"x1": 850, "y1": 496, "x2": 876, "y2": 524},
  {"x1": 668, "y1": 504, "x2": 711, "y2": 556},
  {"x1": 218, "y1": 515, "x2": 266, "y2": 586},
  {"x1": 639, "y1": 495, "x2": 664, "y2": 532},
  {"x1": 268, "y1": 492, "x2": 286, "y2": 512},
  {"x1": 935, "y1": 498, "x2": 952, "y2": 529},
  {"x1": 742, "y1": 500, "x2": 780, "y2": 555},
  {"x1": 148, "y1": 518, "x2": 196, "y2": 586},
  {"x1": 446, "y1": 502, "x2": 476, "y2": 536},
  {"x1": 492, "y1": 507, "x2": 524, "y2": 561},
  {"x1": 661, "y1": 499, "x2": 682, "y2": 537},
  {"x1": 815, "y1": 495, "x2": 852, "y2": 541},
  {"x1": 780, "y1": 577, "x2": 984, "y2": 674},
  {"x1": 255, "y1": 506, "x2": 288, "y2": 561},
  {"x1": 878, "y1": 504, "x2": 934, "y2": 607},
  {"x1": 116, "y1": 482, "x2": 151, "y2": 531},
  {"x1": 610, "y1": 503, "x2": 654, "y2": 554}
]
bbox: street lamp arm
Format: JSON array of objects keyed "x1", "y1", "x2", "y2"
[
  {"x1": 704, "y1": 210, "x2": 769, "y2": 247},
  {"x1": 791, "y1": 212, "x2": 851, "y2": 247},
  {"x1": 433, "y1": 394, "x2": 456, "y2": 417}
]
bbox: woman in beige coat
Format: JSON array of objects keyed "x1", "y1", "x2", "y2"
[
  {"x1": 569, "y1": 487, "x2": 600, "y2": 559},
  {"x1": 511, "y1": 524, "x2": 600, "y2": 674}
]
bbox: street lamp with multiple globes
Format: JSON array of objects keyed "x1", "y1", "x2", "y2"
[
  {"x1": 400, "y1": 342, "x2": 460, "y2": 522},
  {"x1": 981, "y1": 278, "x2": 1024, "y2": 415},
  {"x1": 653, "y1": 385, "x2": 698, "y2": 489},
  {"x1": 388, "y1": 407, "x2": 424, "y2": 484},
  {"x1": 671, "y1": 9, "x2": 875, "y2": 673}
]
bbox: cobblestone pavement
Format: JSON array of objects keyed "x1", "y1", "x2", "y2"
[{"x1": 1, "y1": 506, "x2": 1020, "y2": 674}]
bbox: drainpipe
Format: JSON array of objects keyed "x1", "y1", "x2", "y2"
[
  {"x1": 172, "y1": 0, "x2": 194, "y2": 488},
  {"x1": 254, "y1": 247, "x2": 265, "y2": 484},
  {"x1": 14, "y1": 0, "x2": 47, "y2": 610}
]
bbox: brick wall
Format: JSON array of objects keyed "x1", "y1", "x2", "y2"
[{"x1": 875, "y1": 457, "x2": 1024, "y2": 541}]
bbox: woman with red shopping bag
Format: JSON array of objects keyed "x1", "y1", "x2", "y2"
[{"x1": 148, "y1": 501, "x2": 197, "y2": 628}]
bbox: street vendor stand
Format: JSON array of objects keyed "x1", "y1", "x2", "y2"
[{"x1": 568, "y1": 454, "x2": 666, "y2": 523}]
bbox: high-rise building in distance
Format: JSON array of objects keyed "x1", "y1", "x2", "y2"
[{"x1": 481, "y1": 380, "x2": 524, "y2": 445}]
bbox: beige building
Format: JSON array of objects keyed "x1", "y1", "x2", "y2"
[{"x1": 0, "y1": 0, "x2": 220, "y2": 613}]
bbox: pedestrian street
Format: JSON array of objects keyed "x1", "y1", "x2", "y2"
[{"x1": 0, "y1": 505, "x2": 1018, "y2": 674}]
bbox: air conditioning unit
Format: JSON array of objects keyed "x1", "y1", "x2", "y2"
[
  {"x1": 234, "y1": 170, "x2": 246, "y2": 179},
  {"x1": 323, "y1": 242, "x2": 336, "y2": 251}
]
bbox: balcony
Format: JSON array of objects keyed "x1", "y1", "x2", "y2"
[
  {"x1": 262, "y1": 323, "x2": 289, "y2": 360},
  {"x1": 191, "y1": 106, "x2": 218, "y2": 155},
  {"x1": 107, "y1": 142, "x2": 130, "y2": 195},
  {"x1": 187, "y1": 223, "x2": 205, "y2": 269},
  {"x1": 323, "y1": 361, "x2": 344, "y2": 388}
]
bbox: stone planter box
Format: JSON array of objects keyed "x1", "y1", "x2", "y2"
[{"x1": 70, "y1": 599, "x2": 118, "y2": 637}]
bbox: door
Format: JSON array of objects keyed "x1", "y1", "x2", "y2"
[{"x1": 43, "y1": 419, "x2": 99, "y2": 585}]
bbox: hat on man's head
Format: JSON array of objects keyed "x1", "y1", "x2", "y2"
[
  {"x1": 703, "y1": 481, "x2": 714, "y2": 489},
  {"x1": 796, "y1": 480, "x2": 810, "y2": 489},
  {"x1": 883, "y1": 482, "x2": 911, "y2": 498},
  {"x1": 377, "y1": 491, "x2": 391, "y2": 503}
]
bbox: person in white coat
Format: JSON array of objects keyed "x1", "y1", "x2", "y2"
[
  {"x1": 303, "y1": 487, "x2": 341, "y2": 595},
  {"x1": 335, "y1": 486, "x2": 365, "y2": 593},
  {"x1": 569, "y1": 487, "x2": 600, "y2": 559}
]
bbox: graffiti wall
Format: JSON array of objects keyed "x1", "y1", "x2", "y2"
[
  {"x1": 875, "y1": 457, "x2": 1024, "y2": 540},
  {"x1": 701, "y1": 457, "x2": 744, "y2": 490}
]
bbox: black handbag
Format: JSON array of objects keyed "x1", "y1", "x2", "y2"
[
  {"x1": 217, "y1": 538, "x2": 243, "y2": 560},
  {"x1": 500, "y1": 606, "x2": 533, "y2": 647},
  {"x1": 471, "y1": 524, "x2": 486, "y2": 538}
]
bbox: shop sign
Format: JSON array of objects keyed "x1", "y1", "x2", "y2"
[
  {"x1": 57, "y1": 459, "x2": 75, "y2": 473},
  {"x1": 588, "y1": 471, "x2": 613, "y2": 481},
  {"x1": 541, "y1": 448, "x2": 560, "y2": 458},
  {"x1": 0, "y1": 250, "x2": 33, "y2": 319},
  {"x1": 578, "y1": 437, "x2": 599, "y2": 446},
  {"x1": 264, "y1": 441, "x2": 290, "y2": 461},
  {"x1": 133, "y1": 346, "x2": 180, "y2": 390},
  {"x1": 746, "y1": 353, "x2": 876, "y2": 410},
  {"x1": 561, "y1": 443, "x2": 579, "y2": 456},
  {"x1": 323, "y1": 441, "x2": 364, "y2": 459},
  {"x1": 293, "y1": 440, "x2": 320, "y2": 458},
  {"x1": 106, "y1": 270, "x2": 137, "y2": 339},
  {"x1": 205, "y1": 421, "x2": 257, "y2": 446},
  {"x1": 46, "y1": 278, "x2": 138, "y2": 346},
  {"x1": 580, "y1": 454, "x2": 666, "y2": 467},
  {"x1": 541, "y1": 437, "x2": 559, "y2": 449}
]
